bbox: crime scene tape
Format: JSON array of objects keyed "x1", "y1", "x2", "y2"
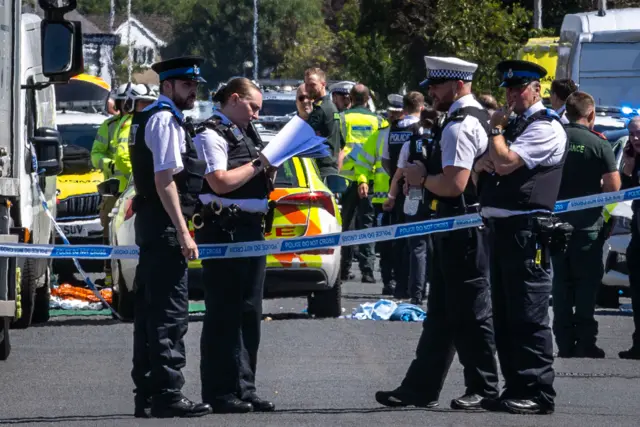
[{"x1": 1, "y1": 186, "x2": 639, "y2": 262}]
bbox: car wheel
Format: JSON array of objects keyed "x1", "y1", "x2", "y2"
[
  {"x1": 596, "y1": 284, "x2": 620, "y2": 309},
  {"x1": 31, "y1": 264, "x2": 52, "y2": 325},
  {"x1": 11, "y1": 258, "x2": 38, "y2": 329},
  {"x1": 113, "y1": 260, "x2": 135, "y2": 322},
  {"x1": 0, "y1": 317, "x2": 11, "y2": 360},
  {"x1": 308, "y1": 274, "x2": 342, "y2": 318}
]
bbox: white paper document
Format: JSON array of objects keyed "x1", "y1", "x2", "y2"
[{"x1": 260, "y1": 116, "x2": 330, "y2": 167}]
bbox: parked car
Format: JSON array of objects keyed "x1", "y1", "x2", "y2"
[
  {"x1": 54, "y1": 109, "x2": 107, "y2": 282},
  {"x1": 599, "y1": 133, "x2": 634, "y2": 307},
  {"x1": 109, "y1": 132, "x2": 343, "y2": 320}
]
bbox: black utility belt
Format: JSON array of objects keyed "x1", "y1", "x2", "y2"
[
  {"x1": 428, "y1": 199, "x2": 480, "y2": 217},
  {"x1": 192, "y1": 200, "x2": 276, "y2": 234},
  {"x1": 484, "y1": 214, "x2": 574, "y2": 256}
]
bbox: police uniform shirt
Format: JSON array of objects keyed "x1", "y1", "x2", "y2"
[
  {"x1": 382, "y1": 115, "x2": 422, "y2": 162},
  {"x1": 481, "y1": 100, "x2": 567, "y2": 218},
  {"x1": 440, "y1": 94, "x2": 488, "y2": 171},
  {"x1": 557, "y1": 104, "x2": 570, "y2": 124},
  {"x1": 193, "y1": 111, "x2": 269, "y2": 213},
  {"x1": 143, "y1": 94, "x2": 186, "y2": 174}
]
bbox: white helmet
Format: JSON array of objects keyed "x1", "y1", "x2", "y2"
[
  {"x1": 126, "y1": 83, "x2": 158, "y2": 102},
  {"x1": 114, "y1": 83, "x2": 129, "y2": 100},
  {"x1": 329, "y1": 81, "x2": 355, "y2": 95}
]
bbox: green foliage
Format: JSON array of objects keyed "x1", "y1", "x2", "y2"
[{"x1": 112, "y1": 45, "x2": 143, "y2": 87}]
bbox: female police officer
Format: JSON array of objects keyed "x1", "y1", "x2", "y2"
[{"x1": 192, "y1": 77, "x2": 276, "y2": 414}]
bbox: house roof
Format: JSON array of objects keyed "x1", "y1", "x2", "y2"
[
  {"x1": 66, "y1": 10, "x2": 105, "y2": 34},
  {"x1": 85, "y1": 14, "x2": 174, "y2": 45}
]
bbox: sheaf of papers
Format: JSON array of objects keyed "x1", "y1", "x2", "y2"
[{"x1": 260, "y1": 115, "x2": 330, "y2": 167}]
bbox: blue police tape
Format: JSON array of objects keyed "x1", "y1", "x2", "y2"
[{"x1": 1, "y1": 186, "x2": 638, "y2": 261}]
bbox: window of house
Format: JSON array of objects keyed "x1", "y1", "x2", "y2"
[{"x1": 132, "y1": 47, "x2": 155, "y2": 67}]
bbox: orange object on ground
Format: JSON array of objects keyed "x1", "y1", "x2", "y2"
[{"x1": 51, "y1": 283, "x2": 112, "y2": 304}]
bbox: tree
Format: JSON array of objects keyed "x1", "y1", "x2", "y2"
[{"x1": 112, "y1": 45, "x2": 143, "y2": 87}]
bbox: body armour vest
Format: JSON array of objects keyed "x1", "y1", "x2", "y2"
[
  {"x1": 479, "y1": 109, "x2": 567, "y2": 212},
  {"x1": 387, "y1": 118, "x2": 423, "y2": 179},
  {"x1": 129, "y1": 103, "x2": 206, "y2": 218},
  {"x1": 196, "y1": 117, "x2": 270, "y2": 200},
  {"x1": 409, "y1": 107, "x2": 490, "y2": 215}
]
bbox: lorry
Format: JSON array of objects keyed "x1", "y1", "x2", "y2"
[{"x1": 0, "y1": 0, "x2": 83, "y2": 359}]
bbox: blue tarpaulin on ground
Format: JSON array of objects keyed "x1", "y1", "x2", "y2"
[{"x1": 345, "y1": 300, "x2": 426, "y2": 322}]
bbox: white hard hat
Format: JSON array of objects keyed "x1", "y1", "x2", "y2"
[
  {"x1": 126, "y1": 83, "x2": 158, "y2": 102},
  {"x1": 114, "y1": 84, "x2": 129, "y2": 100}
]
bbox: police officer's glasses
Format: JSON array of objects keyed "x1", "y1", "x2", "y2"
[{"x1": 297, "y1": 95, "x2": 310, "y2": 102}]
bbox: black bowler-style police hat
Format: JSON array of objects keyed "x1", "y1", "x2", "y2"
[
  {"x1": 151, "y1": 56, "x2": 206, "y2": 83},
  {"x1": 497, "y1": 60, "x2": 547, "y2": 88}
]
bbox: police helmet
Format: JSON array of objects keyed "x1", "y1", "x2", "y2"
[
  {"x1": 126, "y1": 83, "x2": 159, "y2": 102},
  {"x1": 114, "y1": 84, "x2": 129, "y2": 100}
]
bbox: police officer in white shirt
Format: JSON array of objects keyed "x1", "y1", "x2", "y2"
[
  {"x1": 192, "y1": 77, "x2": 276, "y2": 414},
  {"x1": 376, "y1": 56, "x2": 499, "y2": 411},
  {"x1": 475, "y1": 60, "x2": 568, "y2": 415},
  {"x1": 128, "y1": 56, "x2": 211, "y2": 418}
]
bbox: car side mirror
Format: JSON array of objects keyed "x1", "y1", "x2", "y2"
[
  {"x1": 31, "y1": 127, "x2": 63, "y2": 176},
  {"x1": 41, "y1": 20, "x2": 84, "y2": 81}
]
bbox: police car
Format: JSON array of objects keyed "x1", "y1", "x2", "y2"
[
  {"x1": 108, "y1": 131, "x2": 343, "y2": 320},
  {"x1": 53, "y1": 108, "x2": 108, "y2": 280}
]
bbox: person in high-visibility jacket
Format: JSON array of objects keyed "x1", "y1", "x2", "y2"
[
  {"x1": 339, "y1": 83, "x2": 386, "y2": 283},
  {"x1": 94, "y1": 83, "x2": 158, "y2": 286},
  {"x1": 354, "y1": 117, "x2": 393, "y2": 293}
]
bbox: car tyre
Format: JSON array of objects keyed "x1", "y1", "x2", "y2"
[
  {"x1": 308, "y1": 274, "x2": 342, "y2": 318},
  {"x1": 32, "y1": 264, "x2": 51, "y2": 325},
  {"x1": 596, "y1": 284, "x2": 620, "y2": 309},
  {"x1": 113, "y1": 260, "x2": 135, "y2": 322},
  {"x1": 11, "y1": 258, "x2": 38, "y2": 329}
]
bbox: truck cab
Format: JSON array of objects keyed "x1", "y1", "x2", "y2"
[{"x1": 0, "y1": 0, "x2": 83, "y2": 358}]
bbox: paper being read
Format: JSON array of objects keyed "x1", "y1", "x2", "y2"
[{"x1": 260, "y1": 115, "x2": 326, "y2": 167}]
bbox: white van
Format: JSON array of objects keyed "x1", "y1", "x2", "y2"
[{"x1": 557, "y1": 8, "x2": 640, "y2": 109}]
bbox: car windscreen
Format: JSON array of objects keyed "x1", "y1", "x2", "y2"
[
  {"x1": 274, "y1": 158, "x2": 299, "y2": 188},
  {"x1": 261, "y1": 98, "x2": 296, "y2": 117},
  {"x1": 58, "y1": 123, "x2": 101, "y2": 151}
]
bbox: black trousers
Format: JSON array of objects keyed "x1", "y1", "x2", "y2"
[
  {"x1": 391, "y1": 192, "x2": 409, "y2": 297},
  {"x1": 376, "y1": 206, "x2": 394, "y2": 286},
  {"x1": 131, "y1": 206, "x2": 188, "y2": 403},
  {"x1": 401, "y1": 226, "x2": 499, "y2": 400},
  {"x1": 195, "y1": 218, "x2": 266, "y2": 402},
  {"x1": 488, "y1": 216, "x2": 555, "y2": 407},
  {"x1": 627, "y1": 214, "x2": 640, "y2": 348},
  {"x1": 340, "y1": 181, "x2": 376, "y2": 276},
  {"x1": 551, "y1": 226, "x2": 604, "y2": 353}
]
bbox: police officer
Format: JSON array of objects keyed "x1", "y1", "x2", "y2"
[
  {"x1": 476, "y1": 60, "x2": 567, "y2": 414},
  {"x1": 620, "y1": 116, "x2": 640, "y2": 360},
  {"x1": 304, "y1": 68, "x2": 344, "y2": 190},
  {"x1": 192, "y1": 77, "x2": 276, "y2": 414},
  {"x1": 329, "y1": 80, "x2": 353, "y2": 113},
  {"x1": 128, "y1": 56, "x2": 210, "y2": 418},
  {"x1": 550, "y1": 79, "x2": 578, "y2": 124},
  {"x1": 339, "y1": 84, "x2": 385, "y2": 283},
  {"x1": 552, "y1": 91, "x2": 621, "y2": 358},
  {"x1": 376, "y1": 57, "x2": 499, "y2": 410},
  {"x1": 382, "y1": 92, "x2": 425, "y2": 299}
]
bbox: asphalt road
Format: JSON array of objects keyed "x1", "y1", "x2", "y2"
[{"x1": 1, "y1": 273, "x2": 640, "y2": 427}]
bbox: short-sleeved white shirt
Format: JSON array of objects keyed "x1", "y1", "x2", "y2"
[
  {"x1": 397, "y1": 141, "x2": 411, "y2": 169},
  {"x1": 440, "y1": 94, "x2": 489, "y2": 170},
  {"x1": 142, "y1": 95, "x2": 186, "y2": 174},
  {"x1": 509, "y1": 101, "x2": 567, "y2": 170},
  {"x1": 193, "y1": 112, "x2": 232, "y2": 174}
]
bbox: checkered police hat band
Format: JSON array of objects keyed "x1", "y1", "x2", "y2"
[{"x1": 427, "y1": 69, "x2": 474, "y2": 81}]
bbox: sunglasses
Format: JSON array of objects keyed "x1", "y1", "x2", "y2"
[{"x1": 297, "y1": 95, "x2": 310, "y2": 102}]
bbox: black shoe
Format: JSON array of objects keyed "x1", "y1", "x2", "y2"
[
  {"x1": 209, "y1": 395, "x2": 254, "y2": 414},
  {"x1": 480, "y1": 397, "x2": 504, "y2": 412},
  {"x1": 574, "y1": 345, "x2": 605, "y2": 359},
  {"x1": 375, "y1": 388, "x2": 438, "y2": 408},
  {"x1": 382, "y1": 281, "x2": 396, "y2": 296},
  {"x1": 341, "y1": 272, "x2": 356, "y2": 281},
  {"x1": 393, "y1": 291, "x2": 410, "y2": 300},
  {"x1": 502, "y1": 399, "x2": 554, "y2": 415},
  {"x1": 410, "y1": 298, "x2": 423, "y2": 306},
  {"x1": 244, "y1": 395, "x2": 275, "y2": 412},
  {"x1": 555, "y1": 348, "x2": 575, "y2": 358},
  {"x1": 450, "y1": 393, "x2": 484, "y2": 410},
  {"x1": 361, "y1": 274, "x2": 376, "y2": 284},
  {"x1": 150, "y1": 397, "x2": 212, "y2": 418},
  {"x1": 134, "y1": 396, "x2": 151, "y2": 418},
  {"x1": 619, "y1": 346, "x2": 640, "y2": 360}
]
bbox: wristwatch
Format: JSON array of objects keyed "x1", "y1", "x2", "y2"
[
  {"x1": 490, "y1": 126, "x2": 504, "y2": 136},
  {"x1": 251, "y1": 158, "x2": 263, "y2": 172}
]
